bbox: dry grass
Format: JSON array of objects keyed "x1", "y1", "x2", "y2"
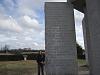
[
  {"x1": 0, "y1": 59, "x2": 88, "y2": 75},
  {"x1": 0, "y1": 60, "x2": 37, "y2": 75}
]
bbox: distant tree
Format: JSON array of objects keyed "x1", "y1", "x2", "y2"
[
  {"x1": 0, "y1": 47, "x2": 3, "y2": 51},
  {"x1": 3, "y1": 45, "x2": 10, "y2": 53},
  {"x1": 76, "y1": 43, "x2": 85, "y2": 59}
]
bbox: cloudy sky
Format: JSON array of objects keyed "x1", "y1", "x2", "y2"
[{"x1": 0, "y1": 0, "x2": 84, "y2": 50}]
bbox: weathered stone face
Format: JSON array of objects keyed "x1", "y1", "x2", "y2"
[
  {"x1": 67, "y1": 0, "x2": 76, "y2": 2},
  {"x1": 45, "y1": 2, "x2": 78, "y2": 75},
  {"x1": 85, "y1": 0, "x2": 100, "y2": 75},
  {"x1": 82, "y1": 14, "x2": 89, "y2": 66}
]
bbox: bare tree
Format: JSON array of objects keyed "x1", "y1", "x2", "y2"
[{"x1": 3, "y1": 45, "x2": 10, "y2": 53}]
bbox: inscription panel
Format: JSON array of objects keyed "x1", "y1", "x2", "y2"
[{"x1": 45, "y1": 2, "x2": 78, "y2": 75}]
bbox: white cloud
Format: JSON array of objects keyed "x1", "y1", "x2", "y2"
[
  {"x1": 10, "y1": 36, "x2": 18, "y2": 41},
  {"x1": 17, "y1": 7, "x2": 37, "y2": 18},
  {"x1": 16, "y1": 0, "x2": 39, "y2": 17},
  {"x1": 33, "y1": 42, "x2": 39, "y2": 46},
  {"x1": 0, "y1": 0, "x2": 85, "y2": 50},
  {"x1": 0, "y1": 35, "x2": 10, "y2": 42},
  {"x1": 19, "y1": 15, "x2": 41, "y2": 31},
  {"x1": 0, "y1": 16, "x2": 22, "y2": 32},
  {"x1": 24, "y1": 16, "x2": 39, "y2": 28},
  {"x1": 0, "y1": 0, "x2": 45, "y2": 50},
  {"x1": 40, "y1": 30, "x2": 45, "y2": 36},
  {"x1": 24, "y1": 37, "x2": 33, "y2": 41}
]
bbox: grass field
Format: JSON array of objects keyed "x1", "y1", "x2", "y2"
[
  {"x1": 0, "y1": 60, "x2": 37, "y2": 75},
  {"x1": 0, "y1": 59, "x2": 87, "y2": 75},
  {"x1": 78, "y1": 59, "x2": 87, "y2": 65}
]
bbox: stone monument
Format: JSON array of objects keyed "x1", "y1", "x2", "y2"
[
  {"x1": 45, "y1": 0, "x2": 100, "y2": 75},
  {"x1": 45, "y1": 2, "x2": 78, "y2": 75}
]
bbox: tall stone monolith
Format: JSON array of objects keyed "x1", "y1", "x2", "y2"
[
  {"x1": 86, "y1": 0, "x2": 100, "y2": 74},
  {"x1": 45, "y1": 2, "x2": 78, "y2": 75}
]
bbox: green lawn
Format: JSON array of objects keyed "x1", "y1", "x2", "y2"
[
  {"x1": 0, "y1": 60, "x2": 37, "y2": 75},
  {"x1": 0, "y1": 59, "x2": 87, "y2": 75},
  {"x1": 78, "y1": 59, "x2": 87, "y2": 65}
]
